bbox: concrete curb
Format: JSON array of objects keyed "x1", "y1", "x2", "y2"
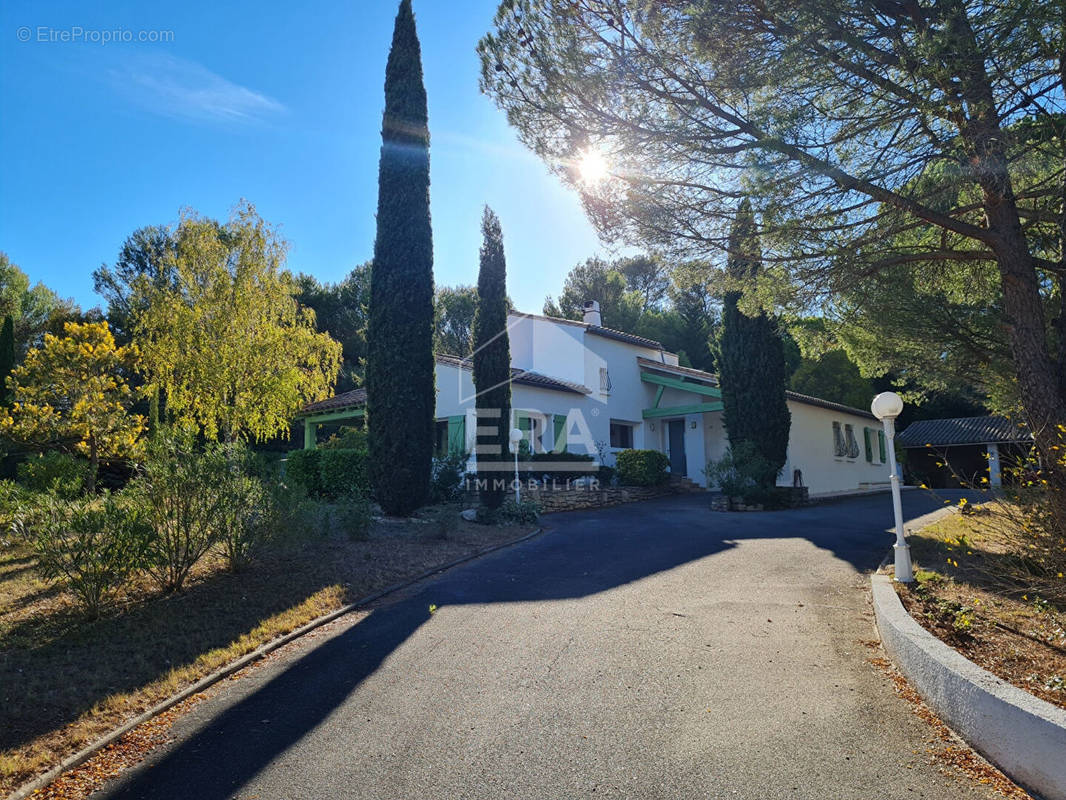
[
  {"x1": 6, "y1": 526, "x2": 546, "y2": 800},
  {"x1": 871, "y1": 573, "x2": 1066, "y2": 800}
]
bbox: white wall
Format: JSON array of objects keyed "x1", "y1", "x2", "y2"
[
  {"x1": 436, "y1": 317, "x2": 888, "y2": 496},
  {"x1": 783, "y1": 401, "x2": 890, "y2": 496}
]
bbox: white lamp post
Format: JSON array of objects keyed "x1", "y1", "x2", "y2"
[
  {"x1": 509, "y1": 427, "x2": 524, "y2": 503},
  {"x1": 871, "y1": 391, "x2": 913, "y2": 582}
]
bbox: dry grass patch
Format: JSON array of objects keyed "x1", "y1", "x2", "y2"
[
  {"x1": 0, "y1": 506, "x2": 534, "y2": 795},
  {"x1": 895, "y1": 504, "x2": 1066, "y2": 712}
]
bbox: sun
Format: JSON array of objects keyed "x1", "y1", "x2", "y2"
[{"x1": 576, "y1": 147, "x2": 609, "y2": 186}]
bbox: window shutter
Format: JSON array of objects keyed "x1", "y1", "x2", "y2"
[
  {"x1": 878, "y1": 430, "x2": 887, "y2": 463},
  {"x1": 832, "y1": 421, "x2": 846, "y2": 457},
  {"x1": 863, "y1": 428, "x2": 874, "y2": 462},
  {"x1": 447, "y1": 416, "x2": 465, "y2": 455},
  {"x1": 553, "y1": 415, "x2": 567, "y2": 453}
]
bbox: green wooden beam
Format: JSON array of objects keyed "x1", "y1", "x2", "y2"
[
  {"x1": 296, "y1": 407, "x2": 366, "y2": 426},
  {"x1": 640, "y1": 371, "x2": 722, "y2": 398},
  {"x1": 642, "y1": 401, "x2": 723, "y2": 419},
  {"x1": 653, "y1": 384, "x2": 664, "y2": 409}
]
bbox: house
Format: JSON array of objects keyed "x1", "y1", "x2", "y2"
[
  {"x1": 896, "y1": 415, "x2": 1032, "y2": 488},
  {"x1": 297, "y1": 302, "x2": 891, "y2": 496}
]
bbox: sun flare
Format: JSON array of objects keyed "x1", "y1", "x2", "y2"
[{"x1": 576, "y1": 147, "x2": 609, "y2": 185}]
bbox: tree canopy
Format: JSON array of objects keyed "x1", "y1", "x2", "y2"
[
  {"x1": 93, "y1": 225, "x2": 177, "y2": 343},
  {"x1": 0, "y1": 252, "x2": 79, "y2": 356},
  {"x1": 1, "y1": 321, "x2": 144, "y2": 492},
  {"x1": 544, "y1": 253, "x2": 719, "y2": 372},
  {"x1": 295, "y1": 262, "x2": 372, "y2": 393},
  {"x1": 133, "y1": 203, "x2": 341, "y2": 442},
  {"x1": 480, "y1": 0, "x2": 1066, "y2": 517},
  {"x1": 434, "y1": 285, "x2": 479, "y2": 357}
]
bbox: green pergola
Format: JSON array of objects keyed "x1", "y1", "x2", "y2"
[
  {"x1": 297, "y1": 405, "x2": 365, "y2": 449},
  {"x1": 640, "y1": 371, "x2": 723, "y2": 418}
]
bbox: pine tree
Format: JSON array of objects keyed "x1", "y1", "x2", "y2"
[
  {"x1": 718, "y1": 199, "x2": 791, "y2": 488},
  {"x1": 366, "y1": 0, "x2": 436, "y2": 516},
  {"x1": 0, "y1": 316, "x2": 13, "y2": 407},
  {"x1": 473, "y1": 207, "x2": 511, "y2": 510}
]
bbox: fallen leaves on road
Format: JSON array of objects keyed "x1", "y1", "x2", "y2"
[{"x1": 865, "y1": 656, "x2": 1031, "y2": 799}]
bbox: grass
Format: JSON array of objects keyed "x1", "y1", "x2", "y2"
[
  {"x1": 895, "y1": 502, "x2": 1066, "y2": 711},
  {"x1": 0, "y1": 503, "x2": 534, "y2": 795}
]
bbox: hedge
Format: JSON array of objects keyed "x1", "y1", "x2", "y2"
[
  {"x1": 615, "y1": 449, "x2": 670, "y2": 487},
  {"x1": 286, "y1": 448, "x2": 369, "y2": 499}
]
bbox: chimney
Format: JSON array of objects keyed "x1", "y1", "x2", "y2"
[{"x1": 582, "y1": 300, "x2": 602, "y2": 327}]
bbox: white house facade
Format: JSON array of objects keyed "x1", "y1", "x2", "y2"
[{"x1": 298, "y1": 303, "x2": 892, "y2": 497}]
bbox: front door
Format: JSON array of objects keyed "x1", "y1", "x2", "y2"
[{"x1": 667, "y1": 419, "x2": 687, "y2": 476}]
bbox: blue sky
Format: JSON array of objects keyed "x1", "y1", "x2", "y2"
[{"x1": 0, "y1": 0, "x2": 611, "y2": 314}]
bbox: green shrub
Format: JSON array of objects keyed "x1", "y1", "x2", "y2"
[
  {"x1": 321, "y1": 426, "x2": 368, "y2": 451},
  {"x1": 431, "y1": 452, "x2": 468, "y2": 503},
  {"x1": 478, "y1": 497, "x2": 540, "y2": 524},
  {"x1": 216, "y1": 453, "x2": 272, "y2": 572},
  {"x1": 334, "y1": 491, "x2": 372, "y2": 540},
  {"x1": 17, "y1": 452, "x2": 90, "y2": 498},
  {"x1": 615, "y1": 449, "x2": 669, "y2": 487},
  {"x1": 14, "y1": 492, "x2": 151, "y2": 617},
  {"x1": 422, "y1": 504, "x2": 460, "y2": 540},
  {"x1": 285, "y1": 449, "x2": 323, "y2": 497},
  {"x1": 704, "y1": 441, "x2": 772, "y2": 498},
  {"x1": 318, "y1": 449, "x2": 369, "y2": 499},
  {"x1": 0, "y1": 479, "x2": 30, "y2": 536},
  {"x1": 133, "y1": 434, "x2": 232, "y2": 593},
  {"x1": 285, "y1": 448, "x2": 369, "y2": 499}
]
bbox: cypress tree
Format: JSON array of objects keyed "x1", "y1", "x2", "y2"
[
  {"x1": 718, "y1": 199, "x2": 791, "y2": 488},
  {"x1": 472, "y1": 207, "x2": 511, "y2": 510},
  {"x1": 0, "y1": 316, "x2": 13, "y2": 407},
  {"x1": 366, "y1": 0, "x2": 436, "y2": 515}
]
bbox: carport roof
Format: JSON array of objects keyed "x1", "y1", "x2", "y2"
[{"x1": 897, "y1": 415, "x2": 1032, "y2": 448}]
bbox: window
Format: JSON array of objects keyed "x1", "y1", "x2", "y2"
[
  {"x1": 878, "y1": 430, "x2": 887, "y2": 463},
  {"x1": 863, "y1": 427, "x2": 875, "y2": 462},
  {"x1": 832, "y1": 421, "x2": 847, "y2": 457},
  {"x1": 599, "y1": 367, "x2": 613, "y2": 393},
  {"x1": 610, "y1": 421, "x2": 634, "y2": 448},
  {"x1": 552, "y1": 414, "x2": 568, "y2": 453},
  {"x1": 844, "y1": 424, "x2": 860, "y2": 459}
]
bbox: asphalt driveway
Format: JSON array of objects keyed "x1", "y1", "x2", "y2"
[{"x1": 95, "y1": 490, "x2": 1003, "y2": 800}]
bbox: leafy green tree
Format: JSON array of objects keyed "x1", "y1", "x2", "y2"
[
  {"x1": 295, "y1": 262, "x2": 372, "y2": 392},
  {"x1": 0, "y1": 316, "x2": 13, "y2": 407},
  {"x1": 366, "y1": 0, "x2": 436, "y2": 516},
  {"x1": 717, "y1": 200, "x2": 790, "y2": 488},
  {"x1": 92, "y1": 225, "x2": 177, "y2": 343},
  {"x1": 435, "y1": 285, "x2": 479, "y2": 357},
  {"x1": 543, "y1": 256, "x2": 641, "y2": 330},
  {"x1": 133, "y1": 203, "x2": 341, "y2": 443},
  {"x1": 473, "y1": 207, "x2": 511, "y2": 510},
  {"x1": 0, "y1": 321, "x2": 144, "y2": 493},
  {"x1": 617, "y1": 254, "x2": 670, "y2": 312},
  {"x1": 790, "y1": 350, "x2": 873, "y2": 411},
  {"x1": 0, "y1": 252, "x2": 79, "y2": 356},
  {"x1": 479, "y1": 0, "x2": 1066, "y2": 523}
]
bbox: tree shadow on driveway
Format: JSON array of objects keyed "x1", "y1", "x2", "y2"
[{"x1": 96, "y1": 489, "x2": 969, "y2": 799}]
